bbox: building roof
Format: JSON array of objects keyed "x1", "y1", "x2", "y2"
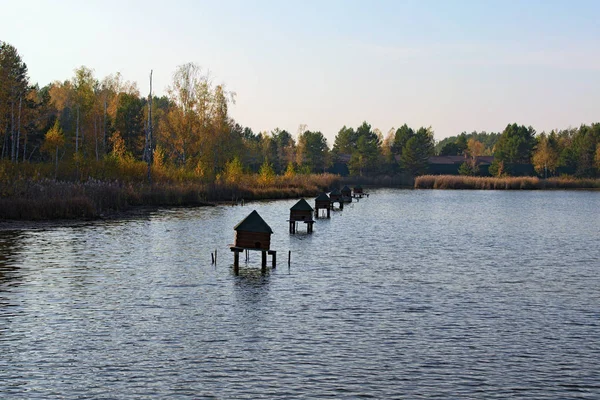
[
  {"x1": 291, "y1": 198, "x2": 314, "y2": 211},
  {"x1": 337, "y1": 153, "x2": 352, "y2": 163},
  {"x1": 341, "y1": 185, "x2": 351, "y2": 192},
  {"x1": 354, "y1": 184, "x2": 362, "y2": 189},
  {"x1": 234, "y1": 210, "x2": 273, "y2": 234},
  {"x1": 330, "y1": 188, "x2": 341, "y2": 195},
  {"x1": 315, "y1": 192, "x2": 331, "y2": 202},
  {"x1": 428, "y1": 155, "x2": 466, "y2": 164},
  {"x1": 428, "y1": 155, "x2": 495, "y2": 165}
]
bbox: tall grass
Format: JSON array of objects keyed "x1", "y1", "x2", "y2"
[
  {"x1": 414, "y1": 175, "x2": 600, "y2": 190},
  {"x1": 0, "y1": 159, "x2": 340, "y2": 220}
]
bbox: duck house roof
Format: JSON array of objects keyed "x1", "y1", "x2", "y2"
[
  {"x1": 342, "y1": 185, "x2": 351, "y2": 191},
  {"x1": 234, "y1": 210, "x2": 273, "y2": 234},
  {"x1": 330, "y1": 188, "x2": 341, "y2": 195},
  {"x1": 291, "y1": 198, "x2": 314, "y2": 211},
  {"x1": 315, "y1": 192, "x2": 331, "y2": 201}
]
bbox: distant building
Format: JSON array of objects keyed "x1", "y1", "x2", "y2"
[{"x1": 427, "y1": 155, "x2": 494, "y2": 175}]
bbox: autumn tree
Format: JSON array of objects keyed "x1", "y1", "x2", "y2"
[
  {"x1": 532, "y1": 132, "x2": 560, "y2": 177},
  {"x1": 41, "y1": 120, "x2": 65, "y2": 177}
]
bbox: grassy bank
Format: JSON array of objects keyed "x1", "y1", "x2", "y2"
[
  {"x1": 0, "y1": 174, "x2": 340, "y2": 220},
  {"x1": 414, "y1": 175, "x2": 600, "y2": 190}
]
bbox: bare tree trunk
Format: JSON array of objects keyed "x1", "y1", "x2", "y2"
[
  {"x1": 10, "y1": 100, "x2": 15, "y2": 162},
  {"x1": 2, "y1": 120, "x2": 8, "y2": 159},
  {"x1": 146, "y1": 70, "x2": 153, "y2": 184},
  {"x1": 76, "y1": 106, "x2": 80, "y2": 155},
  {"x1": 15, "y1": 96, "x2": 21, "y2": 164},
  {"x1": 22, "y1": 133, "x2": 27, "y2": 163},
  {"x1": 55, "y1": 145, "x2": 59, "y2": 179},
  {"x1": 94, "y1": 116, "x2": 98, "y2": 161},
  {"x1": 28, "y1": 145, "x2": 38, "y2": 162},
  {"x1": 103, "y1": 100, "x2": 107, "y2": 155}
]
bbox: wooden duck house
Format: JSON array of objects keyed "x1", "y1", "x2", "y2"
[
  {"x1": 328, "y1": 188, "x2": 344, "y2": 210},
  {"x1": 288, "y1": 198, "x2": 315, "y2": 233},
  {"x1": 353, "y1": 185, "x2": 368, "y2": 198},
  {"x1": 341, "y1": 185, "x2": 352, "y2": 200},
  {"x1": 231, "y1": 210, "x2": 276, "y2": 273},
  {"x1": 315, "y1": 192, "x2": 331, "y2": 218}
]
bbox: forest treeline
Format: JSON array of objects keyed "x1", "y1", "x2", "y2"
[{"x1": 1, "y1": 40, "x2": 600, "y2": 187}]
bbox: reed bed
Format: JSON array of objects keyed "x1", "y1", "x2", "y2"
[
  {"x1": 0, "y1": 173, "x2": 340, "y2": 220},
  {"x1": 414, "y1": 175, "x2": 600, "y2": 190}
]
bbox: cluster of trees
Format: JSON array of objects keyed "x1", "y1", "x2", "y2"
[
  {"x1": 438, "y1": 123, "x2": 600, "y2": 177},
  {"x1": 0, "y1": 40, "x2": 436, "y2": 181},
  {"x1": 436, "y1": 131, "x2": 500, "y2": 156},
  {"x1": 0, "y1": 41, "x2": 329, "y2": 180},
  {"x1": 2, "y1": 40, "x2": 599, "y2": 182}
]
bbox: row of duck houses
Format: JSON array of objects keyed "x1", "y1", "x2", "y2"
[{"x1": 230, "y1": 185, "x2": 368, "y2": 273}]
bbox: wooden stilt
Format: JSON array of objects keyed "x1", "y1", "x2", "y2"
[
  {"x1": 288, "y1": 250, "x2": 291, "y2": 266},
  {"x1": 233, "y1": 249, "x2": 240, "y2": 275},
  {"x1": 261, "y1": 250, "x2": 267, "y2": 272}
]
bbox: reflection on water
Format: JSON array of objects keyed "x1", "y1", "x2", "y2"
[{"x1": 0, "y1": 189, "x2": 599, "y2": 398}]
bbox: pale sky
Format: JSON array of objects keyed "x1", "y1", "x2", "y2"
[{"x1": 2, "y1": 0, "x2": 599, "y2": 144}]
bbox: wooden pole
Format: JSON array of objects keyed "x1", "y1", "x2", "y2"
[
  {"x1": 261, "y1": 251, "x2": 267, "y2": 273},
  {"x1": 288, "y1": 250, "x2": 291, "y2": 266}
]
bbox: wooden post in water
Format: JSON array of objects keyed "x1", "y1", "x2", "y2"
[
  {"x1": 261, "y1": 250, "x2": 267, "y2": 273},
  {"x1": 288, "y1": 250, "x2": 291, "y2": 266},
  {"x1": 232, "y1": 248, "x2": 241, "y2": 275}
]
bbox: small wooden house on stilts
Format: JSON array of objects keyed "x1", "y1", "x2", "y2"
[
  {"x1": 329, "y1": 188, "x2": 343, "y2": 210},
  {"x1": 341, "y1": 185, "x2": 352, "y2": 202},
  {"x1": 230, "y1": 210, "x2": 276, "y2": 274},
  {"x1": 315, "y1": 192, "x2": 331, "y2": 218},
  {"x1": 288, "y1": 198, "x2": 315, "y2": 234},
  {"x1": 353, "y1": 185, "x2": 368, "y2": 198}
]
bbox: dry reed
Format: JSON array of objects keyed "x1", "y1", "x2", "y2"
[{"x1": 414, "y1": 175, "x2": 600, "y2": 190}]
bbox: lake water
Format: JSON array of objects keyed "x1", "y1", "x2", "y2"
[{"x1": 1, "y1": 189, "x2": 599, "y2": 399}]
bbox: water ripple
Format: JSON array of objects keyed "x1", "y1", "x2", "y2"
[{"x1": 0, "y1": 189, "x2": 599, "y2": 398}]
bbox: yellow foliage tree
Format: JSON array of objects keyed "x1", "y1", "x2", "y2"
[
  {"x1": 467, "y1": 138, "x2": 485, "y2": 157},
  {"x1": 224, "y1": 157, "x2": 244, "y2": 184},
  {"x1": 532, "y1": 133, "x2": 559, "y2": 177},
  {"x1": 41, "y1": 120, "x2": 65, "y2": 178},
  {"x1": 109, "y1": 131, "x2": 127, "y2": 161},
  {"x1": 258, "y1": 159, "x2": 275, "y2": 187},
  {"x1": 284, "y1": 162, "x2": 296, "y2": 178}
]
